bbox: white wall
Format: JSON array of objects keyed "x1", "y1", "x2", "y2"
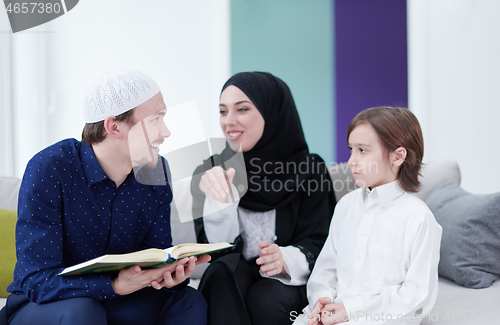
[
  {"x1": 0, "y1": 16, "x2": 14, "y2": 176},
  {"x1": 5, "y1": 0, "x2": 499, "y2": 195},
  {"x1": 1, "y1": 0, "x2": 229, "y2": 178},
  {"x1": 408, "y1": 0, "x2": 500, "y2": 194}
]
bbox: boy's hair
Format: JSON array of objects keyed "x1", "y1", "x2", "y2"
[
  {"x1": 81, "y1": 109, "x2": 135, "y2": 145},
  {"x1": 347, "y1": 106, "x2": 424, "y2": 193}
]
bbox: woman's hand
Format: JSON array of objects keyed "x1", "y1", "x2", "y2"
[
  {"x1": 199, "y1": 166, "x2": 236, "y2": 203},
  {"x1": 256, "y1": 241, "x2": 287, "y2": 277}
]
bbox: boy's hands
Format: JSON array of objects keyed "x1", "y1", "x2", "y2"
[
  {"x1": 308, "y1": 298, "x2": 348, "y2": 325},
  {"x1": 320, "y1": 301, "x2": 348, "y2": 324},
  {"x1": 112, "y1": 254, "x2": 211, "y2": 295},
  {"x1": 308, "y1": 297, "x2": 331, "y2": 325}
]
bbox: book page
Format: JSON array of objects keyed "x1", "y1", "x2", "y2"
[
  {"x1": 170, "y1": 242, "x2": 232, "y2": 259},
  {"x1": 59, "y1": 242, "x2": 232, "y2": 276},
  {"x1": 100, "y1": 248, "x2": 169, "y2": 263}
]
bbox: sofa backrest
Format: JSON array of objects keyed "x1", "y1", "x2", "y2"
[
  {"x1": 328, "y1": 159, "x2": 461, "y2": 202},
  {"x1": 416, "y1": 159, "x2": 461, "y2": 201},
  {"x1": 0, "y1": 177, "x2": 21, "y2": 210}
]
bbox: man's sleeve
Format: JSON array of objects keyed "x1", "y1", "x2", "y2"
[{"x1": 15, "y1": 161, "x2": 117, "y2": 303}]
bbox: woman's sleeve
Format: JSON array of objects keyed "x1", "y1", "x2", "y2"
[
  {"x1": 200, "y1": 194, "x2": 240, "y2": 243},
  {"x1": 191, "y1": 167, "x2": 244, "y2": 258},
  {"x1": 265, "y1": 245, "x2": 310, "y2": 286},
  {"x1": 191, "y1": 167, "x2": 240, "y2": 243}
]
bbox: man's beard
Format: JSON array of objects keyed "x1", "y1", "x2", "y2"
[{"x1": 141, "y1": 154, "x2": 159, "y2": 169}]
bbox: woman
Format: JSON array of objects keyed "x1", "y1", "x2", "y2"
[{"x1": 191, "y1": 72, "x2": 336, "y2": 325}]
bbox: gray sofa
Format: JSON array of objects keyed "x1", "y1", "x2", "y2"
[{"x1": 1, "y1": 160, "x2": 499, "y2": 324}]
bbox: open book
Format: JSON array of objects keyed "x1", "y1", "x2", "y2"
[{"x1": 58, "y1": 242, "x2": 232, "y2": 276}]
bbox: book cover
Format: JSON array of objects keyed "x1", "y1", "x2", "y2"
[{"x1": 58, "y1": 242, "x2": 232, "y2": 276}]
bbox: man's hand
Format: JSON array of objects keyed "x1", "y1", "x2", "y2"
[
  {"x1": 256, "y1": 241, "x2": 287, "y2": 276},
  {"x1": 199, "y1": 166, "x2": 236, "y2": 203},
  {"x1": 308, "y1": 297, "x2": 332, "y2": 325},
  {"x1": 112, "y1": 254, "x2": 211, "y2": 295},
  {"x1": 150, "y1": 254, "x2": 211, "y2": 290}
]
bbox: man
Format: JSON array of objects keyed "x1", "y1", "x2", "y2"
[{"x1": 3, "y1": 69, "x2": 210, "y2": 325}]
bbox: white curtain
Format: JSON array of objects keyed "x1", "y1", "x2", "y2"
[{"x1": 0, "y1": 15, "x2": 15, "y2": 176}]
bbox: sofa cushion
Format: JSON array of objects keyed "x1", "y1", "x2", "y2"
[
  {"x1": 0, "y1": 209, "x2": 17, "y2": 298},
  {"x1": 426, "y1": 180, "x2": 500, "y2": 288},
  {"x1": 328, "y1": 163, "x2": 358, "y2": 202},
  {"x1": 416, "y1": 159, "x2": 461, "y2": 202},
  {"x1": 421, "y1": 277, "x2": 500, "y2": 325}
]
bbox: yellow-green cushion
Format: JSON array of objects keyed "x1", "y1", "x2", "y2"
[{"x1": 0, "y1": 208, "x2": 17, "y2": 298}]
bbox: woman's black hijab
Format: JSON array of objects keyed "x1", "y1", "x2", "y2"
[{"x1": 192, "y1": 71, "x2": 332, "y2": 213}]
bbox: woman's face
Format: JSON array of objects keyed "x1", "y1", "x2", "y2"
[{"x1": 219, "y1": 85, "x2": 265, "y2": 152}]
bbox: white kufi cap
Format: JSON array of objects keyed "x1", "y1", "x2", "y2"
[{"x1": 83, "y1": 69, "x2": 160, "y2": 123}]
